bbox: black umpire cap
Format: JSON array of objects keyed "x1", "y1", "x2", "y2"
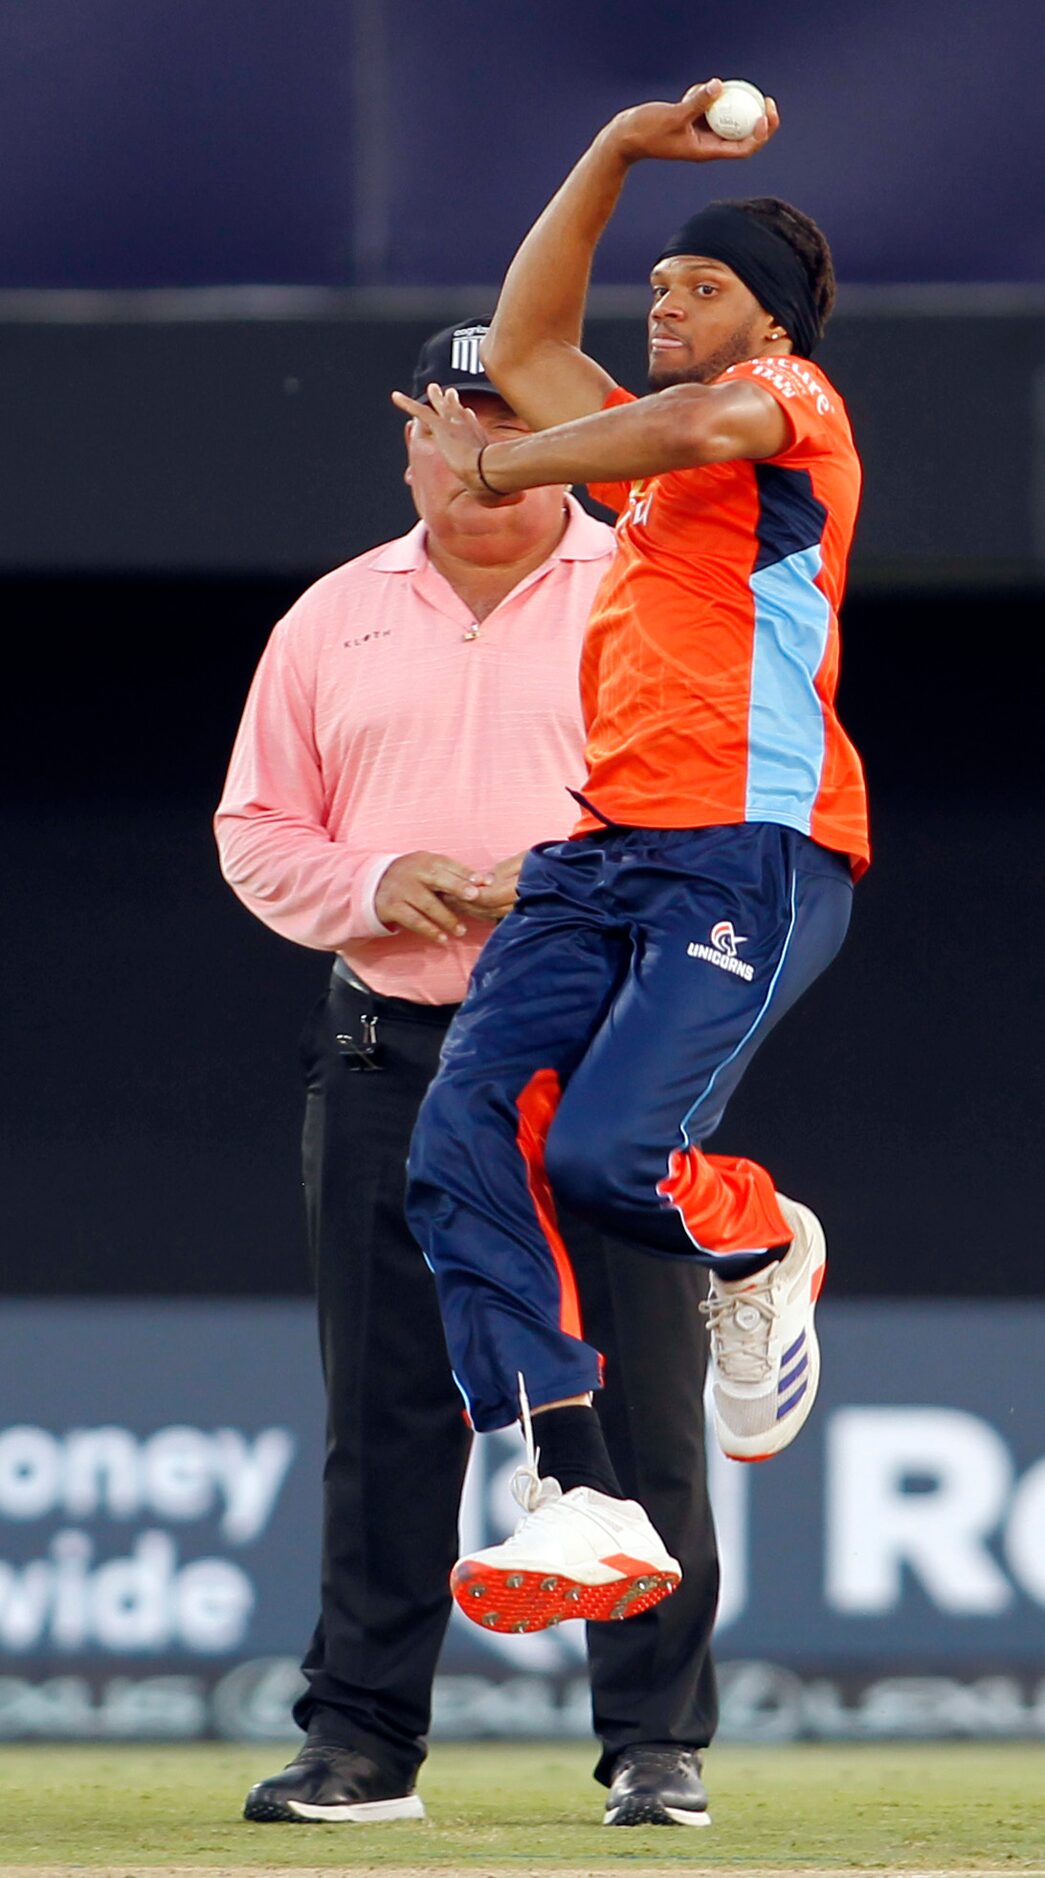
[{"x1": 410, "y1": 319, "x2": 497, "y2": 402}]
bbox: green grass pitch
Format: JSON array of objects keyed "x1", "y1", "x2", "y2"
[{"x1": 0, "y1": 1741, "x2": 1042, "y2": 1871}]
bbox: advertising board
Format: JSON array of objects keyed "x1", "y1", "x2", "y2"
[{"x1": 1, "y1": 1300, "x2": 1042, "y2": 1740}]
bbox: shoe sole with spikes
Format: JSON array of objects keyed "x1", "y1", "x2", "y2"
[{"x1": 451, "y1": 1554, "x2": 680, "y2": 1632}]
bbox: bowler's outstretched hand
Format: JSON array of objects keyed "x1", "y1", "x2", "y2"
[{"x1": 391, "y1": 385, "x2": 498, "y2": 501}]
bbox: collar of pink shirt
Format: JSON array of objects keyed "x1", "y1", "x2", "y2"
[{"x1": 367, "y1": 492, "x2": 612, "y2": 589}]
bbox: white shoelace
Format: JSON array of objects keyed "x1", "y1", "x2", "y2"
[
  {"x1": 700, "y1": 1288, "x2": 779, "y2": 1383},
  {"x1": 508, "y1": 1373, "x2": 562, "y2": 1516}
]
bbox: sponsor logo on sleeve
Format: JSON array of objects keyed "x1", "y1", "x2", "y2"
[{"x1": 742, "y1": 357, "x2": 833, "y2": 416}]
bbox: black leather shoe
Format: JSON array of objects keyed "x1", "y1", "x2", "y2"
[
  {"x1": 243, "y1": 1742, "x2": 424, "y2": 1823},
  {"x1": 603, "y1": 1745, "x2": 710, "y2": 1827}
]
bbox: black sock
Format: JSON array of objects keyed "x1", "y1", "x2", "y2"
[
  {"x1": 531, "y1": 1405, "x2": 623, "y2": 1499},
  {"x1": 715, "y1": 1241, "x2": 790, "y2": 1284}
]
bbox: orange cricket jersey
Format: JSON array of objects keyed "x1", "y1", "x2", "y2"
[{"x1": 578, "y1": 356, "x2": 870, "y2": 874}]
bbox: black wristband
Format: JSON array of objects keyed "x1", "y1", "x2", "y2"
[{"x1": 476, "y1": 445, "x2": 504, "y2": 497}]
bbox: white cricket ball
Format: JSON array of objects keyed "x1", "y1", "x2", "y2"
[{"x1": 705, "y1": 79, "x2": 766, "y2": 142}]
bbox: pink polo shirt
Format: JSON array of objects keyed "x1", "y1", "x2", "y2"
[{"x1": 215, "y1": 496, "x2": 614, "y2": 1003}]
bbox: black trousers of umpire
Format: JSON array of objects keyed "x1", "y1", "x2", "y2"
[{"x1": 292, "y1": 967, "x2": 719, "y2": 1788}]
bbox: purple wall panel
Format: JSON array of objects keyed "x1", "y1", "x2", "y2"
[{"x1": 0, "y1": 0, "x2": 1040, "y2": 288}]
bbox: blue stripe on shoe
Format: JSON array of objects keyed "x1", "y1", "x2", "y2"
[
  {"x1": 781, "y1": 1330, "x2": 806, "y2": 1366},
  {"x1": 776, "y1": 1378, "x2": 810, "y2": 1421},
  {"x1": 779, "y1": 1352, "x2": 809, "y2": 1395}
]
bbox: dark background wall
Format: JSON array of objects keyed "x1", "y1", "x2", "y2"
[
  {"x1": 0, "y1": 1, "x2": 1042, "y2": 1302},
  {"x1": 2, "y1": 307, "x2": 1042, "y2": 1301},
  {"x1": 1, "y1": 300, "x2": 1043, "y2": 580}
]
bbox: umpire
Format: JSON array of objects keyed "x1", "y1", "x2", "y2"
[{"x1": 215, "y1": 323, "x2": 719, "y2": 1829}]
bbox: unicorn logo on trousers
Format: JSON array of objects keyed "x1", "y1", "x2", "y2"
[
  {"x1": 710, "y1": 921, "x2": 746, "y2": 957},
  {"x1": 687, "y1": 920, "x2": 755, "y2": 982}
]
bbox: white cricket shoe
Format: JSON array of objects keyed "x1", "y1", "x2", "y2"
[
  {"x1": 451, "y1": 1381, "x2": 681, "y2": 1632},
  {"x1": 702, "y1": 1193, "x2": 826, "y2": 1462}
]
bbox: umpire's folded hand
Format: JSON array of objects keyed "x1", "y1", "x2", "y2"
[{"x1": 373, "y1": 850, "x2": 491, "y2": 944}]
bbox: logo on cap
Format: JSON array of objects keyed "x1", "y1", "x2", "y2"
[{"x1": 450, "y1": 325, "x2": 489, "y2": 378}]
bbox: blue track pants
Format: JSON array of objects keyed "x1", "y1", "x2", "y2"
[{"x1": 406, "y1": 822, "x2": 853, "y2": 1431}]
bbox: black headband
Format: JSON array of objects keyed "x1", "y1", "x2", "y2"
[{"x1": 656, "y1": 202, "x2": 821, "y2": 357}]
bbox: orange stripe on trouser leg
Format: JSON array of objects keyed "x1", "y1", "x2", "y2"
[
  {"x1": 657, "y1": 1148, "x2": 791, "y2": 1255},
  {"x1": 515, "y1": 1068, "x2": 584, "y2": 1341}
]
